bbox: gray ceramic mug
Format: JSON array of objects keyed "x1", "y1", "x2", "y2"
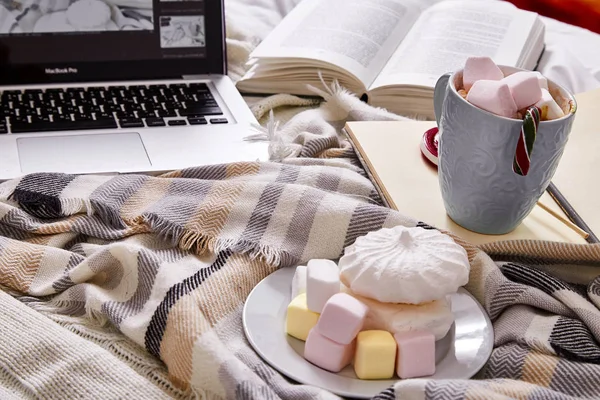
[{"x1": 434, "y1": 66, "x2": 577, "y2": 235}]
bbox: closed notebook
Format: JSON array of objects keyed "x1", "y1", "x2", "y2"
[{"x1": 343, "y1": 88, "x2": 600, "y2": 245}]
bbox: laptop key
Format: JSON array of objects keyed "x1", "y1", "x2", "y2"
[
  {"x1": 210, "y1": 118, "x2": 228, "y2": 124},
  {"x1": 146, "y1": 118, "x2": 166, "y2": 127},
  {"x1": 157, "y1": 109, "x2": 177, "y2": 118},
  {"x1": 188, "y1": 117, "x2": 207, "y2": 125},
  {"x1": 178, "y1": 106, "x2": 222, "y2": 116},
  {"x1": 119, "y1": 118, "x2": 144, "y2": 128},
  {"x1": 168, "y1": 119, "x2": 187, "y2": 126}
]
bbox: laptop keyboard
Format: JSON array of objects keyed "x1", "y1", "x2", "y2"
[{"x1": 0, "y1": 83, "x2": 227, "y2": 134}]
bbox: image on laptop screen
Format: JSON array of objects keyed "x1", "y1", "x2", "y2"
[{"x1": 0, "y1": 0, "x2": 208, "y2": 65}]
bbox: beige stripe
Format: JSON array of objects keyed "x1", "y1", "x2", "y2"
[
  {"x1": 301, "y1": 192, "x2": 355, "y2": 261},
  {"x1": 0, "y1": 241, "x2": 44, "y2": 293},
  {"x1": 521, "y1": 351, "x2": 560, "y2": 388},
  {"x1": 225, "y1": 162, "x2": 260, "y2": 179},
  {"x1": 34, "y1": 215, "x2": 81, "y2": 235},
  {"x1": 23, "y1": 236, "x2": 50, "y2": 246},
  {"x1": 480, "y1": 240, "x2": 600, "y2": 265},
  {"x1": 215, "y1": 180, "x2": 268, "y2": 242},
  {"x1": 467, "y1": 380, "x2": 536, "y2": 399},
  {"x1": 194, "y1": 252, "x2": 275, "y2": 326},
  {"x1": 182, "y1": 181, "x2": 246, "y2": 252},
  {"x1": 160, "y1": 291, "x2": 209, "y2": 390},
  {"x1": 158, "y1": 169, "x2": 183, "y2": 178},
  {"x1": 29, "y1": 244, "x2": 76, "y2": 296},
  {"x1": 119, "y1": 178, "x2": 172, "y2": 221}
]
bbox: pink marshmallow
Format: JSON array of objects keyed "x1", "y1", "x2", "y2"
[
  {"x1": 304, "y1": 328, "x2": 355, "y2": 373},
  {"x1": 395, "y1": 331, "x2": 436, "y2": 379},
  {"x1": 502, "y1": 71, "x2": 543, "y2": 110},
  {"x1": 463, "y1": 56, "x2": 504, "y2": 91},
  {"x1": 466, "y1": 80, "x2": 518, "y2": 118},
  {"x1": 316, "y1": 293, "x2": 368, "y2": 345}
]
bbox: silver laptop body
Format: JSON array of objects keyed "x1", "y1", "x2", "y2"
[{"x1": 0, "y1": 0, "x2": 267, "y2": 180}]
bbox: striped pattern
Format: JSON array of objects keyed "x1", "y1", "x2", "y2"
[{"x1": 0, "y1": 92, "x2": 600, "y2": 398}]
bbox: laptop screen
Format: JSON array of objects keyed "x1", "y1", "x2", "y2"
[{"x1": 0, "y1": 0, "x2": 226, "y2": 84}]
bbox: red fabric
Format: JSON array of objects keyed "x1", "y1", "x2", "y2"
[{"x1": 507, "y1": 0, "x2": 600, "y2": 34}]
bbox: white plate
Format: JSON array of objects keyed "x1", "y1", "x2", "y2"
[{"x1": 243, "y1": 267, "x2": 494, "y2": 399}]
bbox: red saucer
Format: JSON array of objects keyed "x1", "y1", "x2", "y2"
[{"x1": 420, "y1": 127, "x2": 439, "y2": 166}]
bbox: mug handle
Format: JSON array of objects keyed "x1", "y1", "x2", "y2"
[{"x1": 434, "y1": 72, "x2": 451, "y2": 126}]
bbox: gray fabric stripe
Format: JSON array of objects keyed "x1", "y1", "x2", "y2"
[
  {"x1": 178, "y1": 164, "x2": 228, "y2": 180},
  {"x1": 89, "y1": 175, "x2": 149, "y2": 229},
  {"x1": 239, "y1": 183, "x2": 285, "y2": 245},
  {"x1": 314, "y1": 170, "x2": 341, "y2": 193},
  {"x1": 101, "y1": 247, "x2": 187, "y2": 326},
  {"x1": 9, "y1": 173, "x2": 76, "y2": 218},
  {"x1": 143, "y1": 179, "x2": 214, "y2": 244},
  {"x1": 488, "y1": 281, "x2": 528, "y2": 320},
  {"x1": 424, "y1": 380, "x2": 470, "y2": 399},
  {"x1": 275, "y1": 165, "x2": 300, "y2": 184},
  {"x1": 550, "y1": 356, "x2": 600, "y2": 397},
  {"x1": 480, "y1": 343, "x2": 528, "y2": 380},
  {"x1": 52, "y1": 253, "x2": 85, "y2": 292},
  {"x1": 0, "y1": 209, "x2": 33, "y2": 241},
  {"x1": 343, "y1": 204, "x2": 389, "y2": 248}
]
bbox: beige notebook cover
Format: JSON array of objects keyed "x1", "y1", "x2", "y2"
[{"x1": 344, "y1": 89, "x2": 600, "y2": 245}]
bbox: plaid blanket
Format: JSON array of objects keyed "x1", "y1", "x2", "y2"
[{"x1": 1, "y1": 88, "x2": 600, "y2": 399}]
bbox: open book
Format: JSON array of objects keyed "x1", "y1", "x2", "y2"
[{"x1": 236, "y1": 0, "x2": 546, "y2": 119}]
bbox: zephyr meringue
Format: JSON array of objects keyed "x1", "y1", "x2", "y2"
[
  {"x1": 338, "y1": 226, "x2": 469, "y2": 304},
  {"x1": 342, "y1": 286, "x2": 454, "y2": 341}
]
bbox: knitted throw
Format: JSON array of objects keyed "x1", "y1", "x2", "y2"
[{"x1": 1, "y1": 87, "x2": 600, "y2": 399}]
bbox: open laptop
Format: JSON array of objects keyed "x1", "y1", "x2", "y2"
[{"x1": 0, "y1": 0, "x2": 268, "y2": 180}]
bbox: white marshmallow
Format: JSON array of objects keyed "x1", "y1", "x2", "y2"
[
  {"x1": 306, "y1": 259, "x2": 340, "y2": 313},
  {"x1": 502, "y1": 71, "x2": 543, "y2": 110},
  {"x1": 532, "y1": 71, "x2": 549, "y2": 90},
  {"x1": 466, "y1": 80, "x2": 518, "y2": 119},
  {"x1": 291, "y1": 265, "x2": 307, "y2": 300},
  {"x1": 463, "y1": 56, "x2": 504, "y2": 92},
  {"x1": 535, "y1": 89, "x2": 564, "y2": 120}
]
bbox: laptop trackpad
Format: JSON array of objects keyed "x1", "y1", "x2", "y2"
[{"x1": 17, "y1": 133, "x2": 151, "y2": 174}]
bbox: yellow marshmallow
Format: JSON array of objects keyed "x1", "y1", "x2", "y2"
[
  {"x1": 354, "y1": 330, "x2": 397, "y2": 380},
  {"x1": 285, "y1": 293, "x2": 319, "y2": 341}
]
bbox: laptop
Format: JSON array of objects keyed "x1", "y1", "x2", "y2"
[{"x1": 0, "y1": 0, "x2": 268, "y2": 180}]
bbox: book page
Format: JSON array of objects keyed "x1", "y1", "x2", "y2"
[
  {"x1": 249, "y1": 0, "x2": 422, "y2": 87},
  {"x1": 370, "y1": 0, "x2": 538, "y2": 90}
]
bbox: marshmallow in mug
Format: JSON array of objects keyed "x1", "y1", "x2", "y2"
[{"x1": 461, "y1": 57, "x2": 564, "y2": 121}]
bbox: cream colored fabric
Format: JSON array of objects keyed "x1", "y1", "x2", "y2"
[{"x1": 0, "y1": 290, "x2": 178, "y2": 400}]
